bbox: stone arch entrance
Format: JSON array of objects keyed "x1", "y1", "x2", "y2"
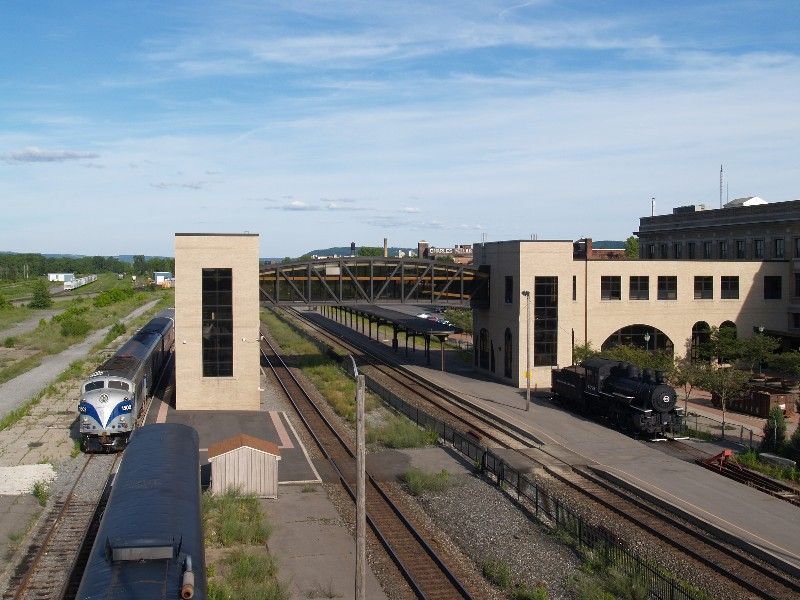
[{"x1": 601, "y1": 324, "x2": 674, "y2": 354}]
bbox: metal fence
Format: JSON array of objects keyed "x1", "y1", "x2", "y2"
[
  {"x1": 682, "y1": 411, "x2": 763, "y2": 449},
  {"x1": 366, "y1": 375, "x2": 700, "y2": 600}
]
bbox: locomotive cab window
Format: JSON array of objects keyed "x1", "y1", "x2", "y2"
[
  {"x1": 108, "y1": 380, "x2": 130, "y2": 391},
  {"x1": 84, "y1": 381, "x2": 104, "y2": 392},
  {"x1": 202, "y1": 268, "x2": 234, "y2": 377}
]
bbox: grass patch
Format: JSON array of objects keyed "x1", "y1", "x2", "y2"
[
  {"x1": 734, "y1": 449, "x2": 800, "y2": 483},
  {"x1": 71, "y1": 439, "x2": 82, "y2": 458},
  {"x1": 208, "y1": 551, "x2": 288, "y2": 600},
  {"x1": 0, "y1": 354, "x2": 43, "y2": 384},
  {"x1": 261, "y1": 308, "x2": 379, "y2": 421},
  {"x1": 3, "y1": 336, "x2": 17, "y2": 347},
  {"x1": 482, "y1": 558, "x2": 513, "y2": 589},
  {"x1": 367, "y1": 414, "x2": 438, "y2": 448},
  {"x1": 101, "y1": 322, "x2": 126, "y2": 346},
  {"x1": 403, "y1": 468, "x2": 452, "y2": 496},
  {"x1": 32, "y1": 481, "x2": 50, "y2": 506},
  {"x1": 57, "y1": 360, "x2": 85, "y2": 383},
  {"x1": 202, "y1": 489, "x2": 271, "y2": 547}
]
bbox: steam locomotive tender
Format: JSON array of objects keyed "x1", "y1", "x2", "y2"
[
  {"x1": 76, "y1": 423, "x2": 206, "y2": 600},
  {"x1": 78, "y1": 309, "x2": 175, "y2": 452},
  {"x1": 551, "y1": 357, "x2": 683, "y2": 436}
]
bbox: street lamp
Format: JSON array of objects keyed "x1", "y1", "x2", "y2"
[
  {"x1": 521, "y1": 290, "x2": 531, "y2": 412},
  {"x1": 643, "y1": 331, "x2": 651, "y2": 352}
]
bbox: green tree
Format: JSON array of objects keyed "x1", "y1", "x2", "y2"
[
  {"x1": 132, "y1": 254, "x2": 147, "y2": 275},
  {"x1": 572, "y1": 341, "x2": 598, "y2": 365},
  {"x1": 442, "y1": 308, "x2": 473, "y2": 335},
  {"x1": 762, "y1": 406, "x2": 787, "y2": 454},
  {"x1": 695, "y1": 365, "x2": 750, "y2": 439},
  {"x1": 788, "y1": 423, "x2": 800, "y2": 461},
  {"x1": 739, "y1": 333, "x2": 781, "y2": 373},
  {"x1": 623, "y1": 235, "x2": 639, "y2": 259},
  {"x1": 701, "y1": 325, "x2": 743, "y2": 364},
  {"x1": 600, "y1": 344, "x2": 672, "y2": 372},
  {"x1": 28, "y1": 279, "x2": 53, "y2": 309},
  {"x1": 670, "y1": 357, "x2": 704, "y2": 416},
  {"x1": 767, "y1": 351, "x2": 800, "y2": 378},
  {"x1": 357, "y1": 246, "x2": 383, "y2": 257}
]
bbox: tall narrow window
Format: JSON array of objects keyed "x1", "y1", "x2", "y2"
[
  {"x1": 687, "y1": 242, "x2": 696, "y2": 259},
  {"x1": 736, "y1": 240, "x2": 746, "y2": 259},
  {"x1": 694, "y1": 276, "x2": 713, "y2": 300},
  {"x1": 721, "y1": 276, "x2": 739, "y2": 299},
  {"x1": 754, "y1": 239, "x2": 764, "y2": 259},
  {"x1": 572, "y1": 275, "x2": 577, "y2": 301},
  {"x1": 673, "y1": 242, "x2": 682, "y2": 259},
  {"x1": 702, "y1": 241, "x2": 712, "y2": 259},
  {"x1": 657, "y1": 276, "x2": 677, "y2": 300},
  {"x1": 659, "y1": 243, "x2": 668, "y2": 259},
  {"x1": 718, "y1": 241, "x2": 728, "y2": 259},
  {"x1": 647, "y1": 244, "x2": 655, "y2": 259},
  {"x1": 534, "y1": 277, "x2": 558, "y2": 366},
  {"x1": 629, "y1": 276, "x2": 649, "y2": 300},
  {"x1": 202, "y1": 268, "x2": 233, "y2": 376},
  {"x1": 764, "y1": 276, "x2": 782, "y2": 300},
  {"x1": 774, "y1": 238, "x2": 785, "y2": 259},
  {"x1": 795, "y1": 273, "x2": 800, "y2": 297},
  {"x1": 794, "y1": 237, "x2": 800, "y2": 259},
  {"x1": 504, "y1": 276, "x2": 513, "y2": 304}
]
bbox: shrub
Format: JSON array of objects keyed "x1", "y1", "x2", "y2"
[
  {"x1": 366, "y1": 415, "x2": 438, "y2": 448},
  {"x1": 0, "y1": 292, "x2": 11, "y2": 310},
  {"x1": 513, "y1": 585, "x2": 548, "y2": 600},
  {"x1": 3, "y1": 336, "x2": 16, "y2": 348},
  {"x1": 94, "y1": 287, "x2": 134, "y2": 307},
  {"x1": 28, "y1": 280, "x2": 52, "y2": 309},
  {"x1": 761, "y1": 406, "x2": 787, "y2": 454},
  {"x1": 789, "y1": 425, "x2": 800, "y2": 461},
  {"x1": 482, "y1": 559, "x2": 512, "y2": 589},
  {"x1": 102, "y1": 322, "x2": 126, "y2": 345},
  {"x1": 403, "y1": 468, "x2": 451, "y2": 496},
  {"x1": 32, "y1": 480, "x2": 50, "y2": 506},
  {"x1": 202, "y1": 489, "x2": 271, "y2": 547},
  {"x1": 60, "y1": 317, "x2": 91, "y2": 337}
]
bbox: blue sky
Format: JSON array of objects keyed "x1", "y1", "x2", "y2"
[{"x1": 1, "y1": 1, "x2": 798, "y2": 256}]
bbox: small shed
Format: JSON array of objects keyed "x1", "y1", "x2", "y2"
[{"x1": 208, "y1": 434, "x2": 281, "y2": 498}]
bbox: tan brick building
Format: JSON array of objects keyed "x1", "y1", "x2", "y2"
[
  {"x1": 174, "y1": 233, "x2": 261, "y2": 410},
  {"x1": 473, "y1": 239, "x2": 792, "y2": 388}
]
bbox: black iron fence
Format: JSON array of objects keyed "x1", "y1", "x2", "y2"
[
  {"x1": 366, "y1": 375, "x2": 700, "y2": 600},
  {"x1": 682, "y1": 411, "x2": 762, "y2": 449}
]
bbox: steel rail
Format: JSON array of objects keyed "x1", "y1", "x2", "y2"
[{"x1": 259, "y1": 331, "x2": 473, "y2": 600}]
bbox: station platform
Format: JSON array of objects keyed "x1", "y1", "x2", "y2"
[
  {"x1": 305, "y1": 309, "x2": 800, "y2": 576},
  {"x1": 144, "y1": 399, "x2": 321, "y2": 485}
]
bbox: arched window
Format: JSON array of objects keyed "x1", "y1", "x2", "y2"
[
  {"x1": 504, "y1": 328, "x2": 512, "y2": 378},
  {"x1": 691, "y1": 321, "x2": 711, "y2": 361},
  {"x1": 479, "y1": 328, "x2": 490, "y2": 370},
  {"x1": 601, "y1": 324, "x2": 674, "y2": 354}
]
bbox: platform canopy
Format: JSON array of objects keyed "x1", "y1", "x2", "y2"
[{"x1": 260, "y1": 257, "x2": 489, "y2": 307}]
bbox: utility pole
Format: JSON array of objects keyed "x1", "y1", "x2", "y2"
[
  {"x1": 521, "y1": 290, "x2": 531, "y2": 411},
  {"x1": 349, "y1": 356, "x2": 366, "y2": 600}
]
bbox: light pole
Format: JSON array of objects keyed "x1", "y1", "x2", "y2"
[
  {"x1": 521, "y1": 290, "x2": 531, "y2": 412},
  {"x1": 757, "y1": 324, "x2": 765, "y2": 375},
  {"x1": 643, "y1": 331, "x2": 651, "y2": 352}
]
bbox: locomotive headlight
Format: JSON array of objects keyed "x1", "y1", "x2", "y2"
[{"x1": 81, "y1": 416, "x2": 89, "y2": 424}]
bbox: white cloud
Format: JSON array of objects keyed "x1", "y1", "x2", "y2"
[{"x1": 1, "y1": 147, "x2": 99, "y2": 164}]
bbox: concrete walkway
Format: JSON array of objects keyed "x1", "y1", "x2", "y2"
[
  {"x1": 0, "y1": 300, "x2": 158, "y2": 420},
  {"x1": 0, "y1": 309, "x2": 63, "y2": 340}
]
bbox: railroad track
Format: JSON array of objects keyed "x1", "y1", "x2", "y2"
[
  {"x1": 260, "y1": 330, "x2": 473, "y2": 600},
  {"x1": 549, "y1": 466, "x2": 800, "y2": 599},
  {"x1": 695, "y1": 455, "x2": 800, "y2": 507},
  {"x1": 268, "y1": 306, "x2": 800, "y2": 599},
  {"x1": 3, "y1": 454, "x2": 117, "y2": 600},
  {"x1": 279, "y1": 306, "x2": 535, "y2": 450}
]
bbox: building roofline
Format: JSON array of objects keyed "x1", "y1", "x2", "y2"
[{"x1": 175, "y1": 232, "x2": 260, "y2": 237}]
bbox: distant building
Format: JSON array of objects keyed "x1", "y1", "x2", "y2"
[
  {"x1": 153, "y1": 271, "x2": 173, "y2": 285},
  {"x1": 48, "y1": 273, "x2": 74, "y2": 282},
  {"x1": 573, "y1": 239, "x2": 627, "y2": 261},
  {"x1": 418, "y1": 240, "x2": 474, "y2": 264}
]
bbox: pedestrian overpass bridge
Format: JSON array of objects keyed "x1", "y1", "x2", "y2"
[{"x1": 259, "y1": 257, "x2": 489, "y2": 307}]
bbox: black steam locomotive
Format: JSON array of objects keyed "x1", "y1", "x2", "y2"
[{"x1": 551, "y1": 357, "x2": 683, "y2": 437}]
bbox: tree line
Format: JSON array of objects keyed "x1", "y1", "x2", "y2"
[{"x1": 0, "y1": 253, "x2": 174, "y2": 280}]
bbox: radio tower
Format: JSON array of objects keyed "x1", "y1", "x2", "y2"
[{"x1": 719, "y1": 164, "x2": 723, "y2": 208}]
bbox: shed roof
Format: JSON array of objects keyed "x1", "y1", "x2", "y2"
[{"x1": 208, "y1": 434, "x2": 281, "y2": 459}]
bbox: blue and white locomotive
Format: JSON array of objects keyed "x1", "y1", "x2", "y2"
[{"x1": 78, "y1": 309, "x2": 175, "y2": 452}]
